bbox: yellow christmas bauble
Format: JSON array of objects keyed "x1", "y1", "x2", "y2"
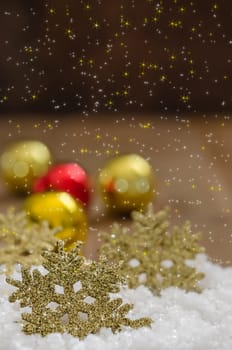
[
  {"x1": 0, "y1": 140, "x2": 52, "y2": 194},
  {"x1": 98, "y1": 154, "x2": 155, "y2": 212},
  {"x1": 24, "y1": 192, "x2": 88, "y2": 248}
]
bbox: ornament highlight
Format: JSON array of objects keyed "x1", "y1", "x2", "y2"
[
  {"x1": 24, "y1": 192, "x2": 88, "y2": 248},
  {"x1": 33, "y1": 163, "x2": 91, "y2": 207},
  {"x1": 98, "y1": 154, "x2": 155, "y2": 212},
  {"x1": 0, "y1": 140, "x2": 52, "y2": 194}
]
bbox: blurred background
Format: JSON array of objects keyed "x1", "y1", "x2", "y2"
[
  {"x1": 0, "y1": 2, "x2": 231, "y2": 265},
  {"x1": 0, "y1": 115, "x2": 231, "y2": 265},
  {"x1": 0, "y1": 0, "x2": 231, "y2": 113}
]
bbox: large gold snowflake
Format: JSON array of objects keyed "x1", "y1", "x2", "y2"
[
  {"x1": 99, "y1": 205, "x2": 205, "y2": 293},
  {"x1": 0, "y1": 209, "x2": 58, "y2": 274},
  {"x1": 7, "y1": 241, "x2": 152, "y2": 339}
]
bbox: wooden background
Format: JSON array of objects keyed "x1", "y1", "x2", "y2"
[{"x1": 0, "y1": 115, "x2": 231, "y2": 265}]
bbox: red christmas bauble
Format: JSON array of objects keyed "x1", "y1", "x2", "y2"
[{"x1": 33, "y1": 163, "x2": 91, "y2": 207}]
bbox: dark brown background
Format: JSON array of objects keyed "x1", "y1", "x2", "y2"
[{"x1": 0, "y1": 0, "x2": 232, "y2": 113}]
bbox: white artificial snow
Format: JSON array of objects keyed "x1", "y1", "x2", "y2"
[{"x1": 0, "y1": 254, "x2": 232, "y2": 350}]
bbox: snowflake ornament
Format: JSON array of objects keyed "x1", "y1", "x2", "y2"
[
  {"x1": 0, "y1": 209, "x2": 59, "y2": 274},
  {"x1": 99, "y1": 204, "x2": 205, "y2": 293},
  {"x1": 7, "y1": 241, "x2": 152, "y2": 339}
]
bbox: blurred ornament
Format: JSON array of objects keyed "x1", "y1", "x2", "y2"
[
  {"x1": 98, "y1": 154, "x2": 155, "y2": 212},
  {"x1": 0, "y1": 140, "x2": 52, "y2": 194},
  {"x1": 24, "y1": 192, "x2": 88, "y2": 249},
  {"x1": 33, "y1": 163, "x2": 91, "y2": 207}
]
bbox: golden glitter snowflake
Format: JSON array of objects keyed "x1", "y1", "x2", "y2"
[
  {"x1": 0, "y1": 209, "x2": 59, "y2": 274},
  {"x1": 7, "y1": 241, "x2": 152, "y2": 339},
  {"x1": 99, "y1": 205, "x2": 205, "y2": 293}
]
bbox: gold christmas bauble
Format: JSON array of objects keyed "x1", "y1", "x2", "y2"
[
  {"x1": 24, "y1": 192, "x2": 88, "y2": 248},
  {"x1": 0, "y1": 140, "x2": 52, "y2": 194},
  {"x1": 98, "y1": 154, "x2": 155, "y2": 212}
]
